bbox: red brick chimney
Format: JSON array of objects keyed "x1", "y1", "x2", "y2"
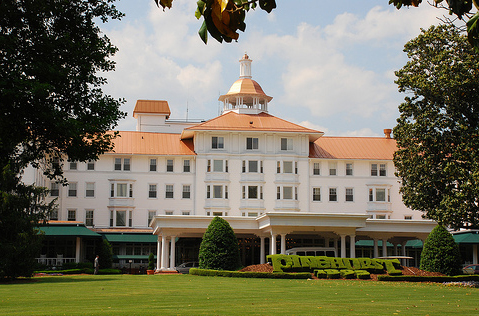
[{"x1": 384, "y1": 129, "x2": 392, "y2": 139}]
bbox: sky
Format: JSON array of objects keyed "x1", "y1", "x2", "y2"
[{"x1": 99, "y1": 0, "x2": 444, "y2": 136}]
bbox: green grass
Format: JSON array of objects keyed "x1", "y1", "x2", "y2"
[{"x1": 1, "y1": 274, "x2": 478, "y2": 315}]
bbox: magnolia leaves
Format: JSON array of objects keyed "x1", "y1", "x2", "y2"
[
  {"x1": 389, "y1": 0, "x2": 479, "y2": 52},
  {"x1": 155, "y1": 0, "x2": 276, "y2": 44}
]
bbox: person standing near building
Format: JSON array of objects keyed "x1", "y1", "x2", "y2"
[{"x1": 94, "y1": 255, "x2": 100, "y2": 275}]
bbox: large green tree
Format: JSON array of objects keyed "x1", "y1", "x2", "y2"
[
  {"x1": 0, "y1": 0, "x2": 125, "y2": 278},
  {"x1": 199, "y1": 217, "x2": 241, "y2": 271},
  {"x1": 420, "y1": 225, "x2": 461, "y2": 275},
  {"x1": 393, "y1": 24, "x2": 479, "y2": 230}
]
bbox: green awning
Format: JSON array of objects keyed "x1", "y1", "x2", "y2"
[
  {"x1": 113, "y1": 255, "x2": 156, "y2": 260},
  {"x1": 102, "y1": 233, "x2": 158, "y2": 243},
  {"x1": 453, "y1": 232, "x2": 479, "y2": 244},
  {"x1": 38, "y1": 225, "x2": 101, "y2": 237},
  {"x1": 355, "y1": 240, "x2": 423, "y2": 248}
]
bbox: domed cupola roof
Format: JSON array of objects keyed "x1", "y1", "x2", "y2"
[{"x1": 219, "y1": 54, "x2": 272, "y2": 115}]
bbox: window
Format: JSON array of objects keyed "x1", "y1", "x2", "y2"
[
  {"x1": 283, "y1": 161, "x2": 293, "y2": 173},
  {"x1": 404, "y1": 215, "x2": 413, "y2": 220},
  {"x1": 246, "y1": 137, "x2": 258, "y2": 150},
  {"x1": 117, "y1": 183, "x2": 127, "y2": 197},
  {"x1": 369, "y1": 187, "x2": 389, "y2": 202},
  {"x1": 345, "y1": 188, "x2": 354, "y2": 202},
  {"x1": 206, "y1": 186, "x2": 210, "y2": 199},
  {"x1": 129, "y1": 210, "x2": 133, "y2": 227},
  {"x1": 329, "y1": 188, "x2": 337, "y2": 202},
  {"x1": 50, "y1": 182, "x2": 59, "y2": 197},
  {"x1": 283, "y1": 186, "x2": 293, "y2": 200},
  {"x1": 376, "y1": 188, "x2": 386, "y2": 202},
  {"x1": 150, "y1": 159, "x2": 157, "y2": 171},
  {"x1": 68, "y1": 209, "x2": 76, "y2": 221},
  {"x1": 165, "y1": 211, "x2": 174, "y2": 215},
  {"x1": 182, "y1": 211, "x2": 190, "y2": 216},
  {"x1": 295, "y1": 162, "x2": 298, "y2": 174},
  {"x1": 85, "y1": 182, "x2": 95, "y2": 197},
  {"x1": 116, "y1": 210, "x2": 126, "y2": 226},
  {"x1": 110, "y1": 211, "x2": 114, "y2": 226},
  {"x1": 110, "y1": 182, "x2": 133, "y2": 198},
  {"x1": 329, "y1": 162, "x2": 337, "y2": 176},
  {"x1": 149, "y1": 184, "x2": 157, "y2": 198},
  {"x1": 371, "y1": 163, "x2": 387, "y2": 176},
  {"x1": 165, "y1": 185, "x2": 174, "y2": 199},
  {"x1": 277, "y1": 186, "x2": 281, "y2": 199},
  {"x1": 207, "y1": 160, "x2": 211, "y2": 172},
  {"x1": 183, "y1": 160, "x2": 190, "y2": 172},
  {"x1": 280, "y1": 138, "x2": 293, "y2": 150},
  {"x1": 207, "y1": 185, "x2": 227, "y2": 199},
  {"x1": 68, "y1": 182, "x2": 77, "y2": 197},
  {"x1": 313, "y1": 187, "x2": 321, "y2": 201},
  {"x1": 167, "y1": 159, "x2": 174, "y2": 172},
  {"x1": 115, "y1": 158, "x2": 130, "y2": 171},
  {"x1": 50, "y1": 209, "x2": 58, "y2": 221},
  {"x1": 182, "y1": 185, "x2": 191, "y2": 199},
  {"x1": 248, "y1": 160, "x2": 258, "y2": 173},
  {"x1": 213, "y1": 185, "x2": 223, "y2": 198},
  {"x1": 212, "y1": 136, "x2": 224, "y2": 149},
  {"x1": 313, "y1": 162, "x2": 320, "y2": 175},
  {"x1": 277, "y1": 161, "x2": 281, "y2": 173},
  {"x1": 346, "y1": 163, "x2": 353, "y2": 176},
  {"x1": 213, "y1": 160, "x2": 223, "y2": 172},
  {"x1": 87, "y1": 161, "x2": 95, "y2": 170},
  {"x1": 69, "y1": 161, "x2": 77, "y2": 170},
  {"x1": 148, "y1": 211, "x2": 156, "y2": 224},
  {"x1": 85, "y1": 210, "x2": 94, "y2": 226},
  {"x1": 248, "y1": 186, "x2": 258, "y2": 199}
]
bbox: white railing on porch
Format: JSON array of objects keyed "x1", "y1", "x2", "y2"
[{"x1": 36, "y1": 256, "x2": 76, "y2": 266}]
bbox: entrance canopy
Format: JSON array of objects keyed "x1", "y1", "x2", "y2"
[{"x1": 38, "y1": 223, "x2": 101, "y2": 237}]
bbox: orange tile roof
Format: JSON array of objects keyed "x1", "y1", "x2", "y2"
[
  {"x1": 184, "y1": 111, "x2": 323, "y2": 134},
  {"x1": 110, "y1": 131, "x2": 195, "y2": 156},
  {"x1": 133, "y1": 100, "x2": 171, "y2": 118},
  {"x1": 310, "y1": 136, "x2": 397, "y2": 160}
]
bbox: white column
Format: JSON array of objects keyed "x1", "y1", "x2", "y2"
[
  {"x1": 393, "y1": 243, "x2": 398, "y2": 256},
  {"x1": 161, "y1": 235, "x2": 168, "y2": 269},
  {"x1": 473, "y1": 244, "x2": 478, "y2": 264},
  {"x1": 373, "y1": 239, "x2": 379, "y2": 258},
  {"x1": 170, "y1": 236, "x2": 176, "y2": 269},
  {"x1": 382, "y1": 239, "x2": 388, "y2": 257},
  {"x1": 340, "y1": 235, "x2": 346, "y2": 258},
  {"x1": 260, "y1": 237, "x2": 265, "y2": 264},
  {"x1": 75, "y1": 237, "x2": 81, "y2": 263},
  {"x1": 334, "y1": 238, "x2": 338, "y2": 255},
  {"x1": 401, "y1": 243, "x2": 407, "y2": 266},
  {"x1": 280, "y1": 234, "x2": 286, "y2": 254},
  {"x1": 350, "y1": 235, "x2": 356, "y2": 258},
  {"x1": 156, "y1": 236, "x2": 161, "y2": 271},
  {"x1": 270, "y1": 234, "x2": 276, "y2": 255}
]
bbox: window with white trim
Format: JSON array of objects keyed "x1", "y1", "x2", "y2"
[
  {"x1": 182, "y1": 211, "x2": 190, "y2": 216},
  {"x1": 85, "y1": 210, "x2": 94, "y2": 227},
  {"x1": 329, "y1": 162, "x2": 337, "y2": 176},
  {"x1": 87, "y1": 161, "x2": 95, "y2": 170},
  {"x1": 345, "y1": 188, "x2": 354, "y2": 202},
  {"x1": 313, "y1": 162, "x2": 320, "y2": 175},
  {"x1": 50, "y1": 209, "x2": 58, "y2": 221},
  {"x1": 371, "y1": 163, "x2": 387, "y2": 176},
  {"x1": 68, "y1": 182, "x2": 77, "y2": 197},
  {"x1": 212, "y1": 136, "x2": 224, "y2": 149},
  {"x1": 67, "y1": 209, "x2": 76, "y2": 221},
  {"x1": 85, "y1": 182, "x2": 95, "y2": 197},
  {"x1": 69, "y1": 161, "x2": 77, "y2": 170},
  {"x1": 208, "y1": 159, "x2": 228, "y2": 172},
  {"x1": 312, "y1": 187, "x2": 321, "y2": 201},
  {"x1": 276, "y1": 186, "x2": 297, "y2": 200},
  {"x1": 346, "y1": 163, "x2": 353, "y2": 176},
  {"x1": 50, "y1": 182, "x2": 60, "y2": 197},
  {"x1": 149, "y1": 184, "x2": 157, "y2": 198},
  {"x1": 165, "y1": 184, "x2": 174, "y2": 199},
  {"x1": 246, "y1": 137, "x2": 259, "y2": 150},
  {"x1": 149, "y1": 158, "x2": 157, "y2": 171},
  {"x1": 182, "y1": 185, "x2": 191, "y2": 199},
  {"x1": 183, "y1": 160, "x2": 190, "y2": 172},
  {"x1": 206, "y1": 185, "x2": 228, "y2": 199},
  {"x1": 148, "y1": 211, "x2": 156, "y2": 224},
  {"x1": 404, "y1": 215, "x2": 413, "y2": 220},
  {"x1": 280, "y1": 138, "x2": 293, "y2": 151},
  {"x1": 242, "y1": 185, "x2": 262, "y2": 199},
  {"x1": 368, "y1": 188, "x2": 390, "y2": 202},
  {"x1": 329, "y1": 188, "x2": 337, "y2": 202},
  {"x1": 166, "y1": 159, "x2": 174, "y2": 172},
  {"x1": 110, "y1": 182, "x2": 133, "y2": 198},
  {"x1": 115, "y1": 158, "x2": 130, "y2": 171}
]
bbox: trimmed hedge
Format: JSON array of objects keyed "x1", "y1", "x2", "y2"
[
  {"x1": 377, "y1": 275, "x2": 479, "y2": 282},
  {"x1": 35, "y1": 268, "x2": 121, "y2": 275},
  {"x1": 189, "y1": 268, "x2": 311, "y2": 279}
]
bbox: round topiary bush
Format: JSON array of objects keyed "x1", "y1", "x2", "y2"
[
  {"x1": 419, "y1": 225, "x2": 461, "y2": 276},
  {"x1": 198, "y1": 216, "x2": 241, "y2": 271}
]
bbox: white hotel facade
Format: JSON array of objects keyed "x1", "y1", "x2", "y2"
[{"x1": 31, "y1": 55, "x2": 450, "y2": 271}]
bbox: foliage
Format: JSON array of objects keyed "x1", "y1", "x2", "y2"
[
  {"x1": 389, "y1": 0, "x2": 479, "y2": 52},
  {"x1": 148, "y1": 253, "x2": 155, "y2": 270},
  {"x1": 393, "y1": 24, "x2": 479, "y2": 229},
  {"x1": 419, "y1": 226, "x2": 462, "y2": 275},
  {"x1": 98, "y1": 239, "x2": 114, "y2": 269},
  {"x1": 198, "y1": 216, "x2": 241, "y2": 271},
  {"x1": 0, "y1": 0, "x2": 124, "y2": 279},
  {"x1": 0, "y1": 165, "x2": 53, "y2": 279},
  {"x1": 377, "y1": 274, "x2": 479, "y2": 282},
  {"x1": 189, "y1": 268, "x2": 311, "y2": 279},
  {"x1": 155, "y1": 0, "x2": 275, "y2": 44}
]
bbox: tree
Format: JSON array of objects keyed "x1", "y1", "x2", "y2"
[
  {"x1": 198, "y1": 217, "x2": 241, "y2": 271},
  {"x1": 419, "y1": 225, "x2": 461, "y2": 275},
  {"x1": 393, "y1": 24, "x2": 479, "y2": 229},
  {"x1": 389, "y1": 0, "x2": 479, "y2": 52},
  {"x1": 98, "y1": 239, "x2": 114, "y2": 269},
  {"x1": 0, "y1": 0, "x2": 125, "y2": 278}
]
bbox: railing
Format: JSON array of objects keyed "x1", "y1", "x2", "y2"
[{"x1": 36, "y1": 256, "x2": 76, "y2": 266}]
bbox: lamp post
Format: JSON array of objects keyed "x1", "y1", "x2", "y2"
[{"x1": 129, "y1": 259, "x2": 133, "y2": 274}]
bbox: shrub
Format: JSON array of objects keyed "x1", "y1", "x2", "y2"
[
  {"x1": 189, "y1": 268, "x2": 310, "y2": 279},
  {"x1": 420, "y1": 225, "x2": 461, "y2": 275},
  {"x1": 198, "y1": 217, "x2": 241, "y2": 271},
  {"x1": 147, "y1": 253, "x2": 155, "y2": 270},
  {"x1": 98, "y1": 239, "x2": 113, "y2": 269}
]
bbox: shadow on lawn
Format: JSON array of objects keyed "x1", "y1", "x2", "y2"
[{"x1": 1, "y1": 276, "x2": 118, "y2": 285}]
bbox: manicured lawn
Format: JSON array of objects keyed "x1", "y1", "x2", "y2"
[{"x1": 1, "y1": 274, "x2": 478, "y2": 315}]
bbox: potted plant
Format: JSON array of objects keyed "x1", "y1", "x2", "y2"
[{"x1": 147, "y1": 253, "x2": 155, "y2": 275}]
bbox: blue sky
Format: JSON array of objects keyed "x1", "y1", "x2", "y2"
[{"x1": 100, "y1": 0, "x2": 442, "y2": 136}]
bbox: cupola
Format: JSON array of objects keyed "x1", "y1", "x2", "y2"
[{"x1": 219, "y1": 54, "x2": 272, "y2": 115}]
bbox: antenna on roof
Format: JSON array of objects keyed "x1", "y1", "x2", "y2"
[
  {"x1": 186, "y1": 100, "x2": 189, "y2": 122},
  {"x1": 218, "y1": 91, "x2": 221, "y2": 116}
]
